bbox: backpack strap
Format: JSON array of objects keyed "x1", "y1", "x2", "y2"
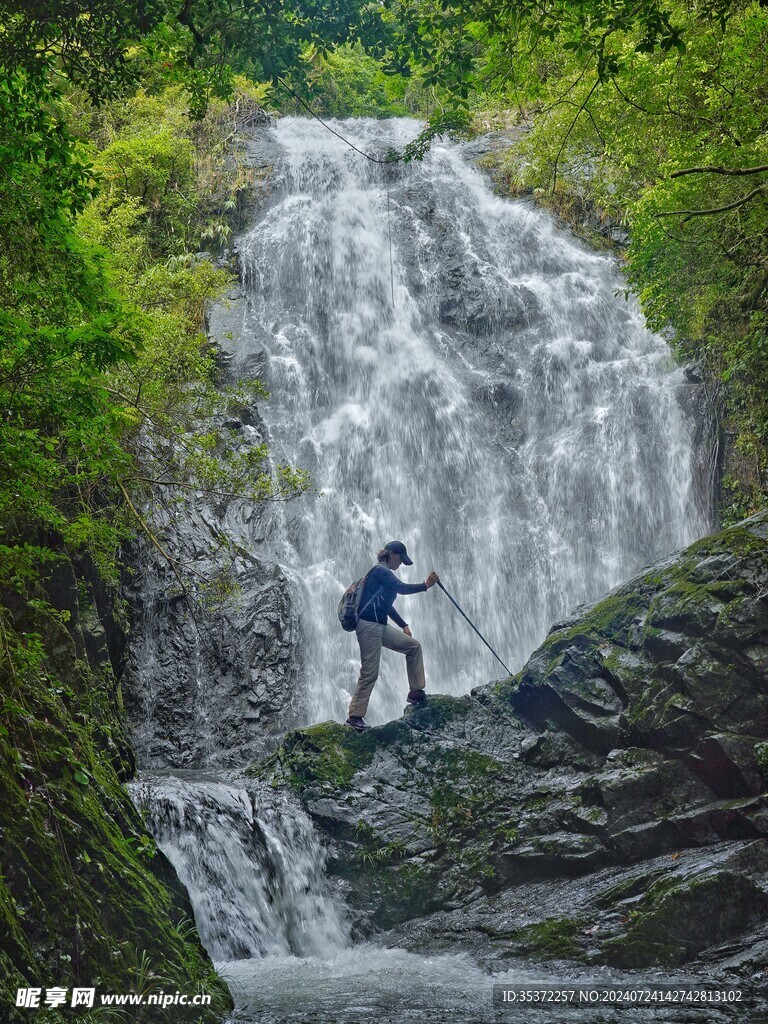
[{"x1": 356, "y1": 566, "x2": 380, "y2": 618}]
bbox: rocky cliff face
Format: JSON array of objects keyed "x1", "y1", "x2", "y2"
[
  {"x1": 248, "y1": 511, "x2": 768, "y2": 978},
  {"x1": 121, "y1": 431, "x2": 299, "y2": 771}
]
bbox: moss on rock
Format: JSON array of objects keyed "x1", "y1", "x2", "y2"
[
  {"x1": 507, "y1": 917, "x2": 586, "y2": 961},
  {"x1": 600, "y1": 870, "x2": 768, "y2": 968},
  {"x1": 0, "y1": 563, "x2": 232, "y2": 1023},
  {"x1": 254, "y1": 721, "x2": 378, "y2": 795}
]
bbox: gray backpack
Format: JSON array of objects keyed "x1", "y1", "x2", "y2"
[{"x1": 338, "y1": 568, "x2": 375, "y2": 632}]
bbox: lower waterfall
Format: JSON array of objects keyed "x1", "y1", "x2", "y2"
[{"x1": 129, "y1": 774, "x2": 349, "y2": 961}]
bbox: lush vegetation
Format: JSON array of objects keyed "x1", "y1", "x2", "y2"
[
  {"x1": 277, "y1": 43, "x2": 433, "y2": 117},
  {"x1": 373, "y1": 0, "x2": 767, "y2": 515},
  {"x1": 0, "y1": 0, "x2": 370, "y2": 114},
  {"x1": 0, "y1": 3, "x2": 331, "y2": 690},
  {"x1": 1, "y1": 78, "x2": 309, "y2": 686},
  {"x1": 0, "y1": 4, "x2": 340, "y2": 1009}
]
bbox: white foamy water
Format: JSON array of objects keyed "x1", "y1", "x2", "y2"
[{"x1": 129, "y1": 773, "x2": 350, "y2": 961}]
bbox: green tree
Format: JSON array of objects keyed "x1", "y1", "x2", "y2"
[
  {"x1": 0, "y1": 0, "x2": 370, "y2": 114},
  {"x1": 0, "y1": 72, "x2": 308, "y2": 680}
]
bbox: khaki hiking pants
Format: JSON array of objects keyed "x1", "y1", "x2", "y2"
[{"x1": 349, "y1": 618, "x2": 426, "y2": 718}]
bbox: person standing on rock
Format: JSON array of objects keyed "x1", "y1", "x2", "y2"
[{"x1": 346, "y1": 541, "x2": 439, "y2": 731}]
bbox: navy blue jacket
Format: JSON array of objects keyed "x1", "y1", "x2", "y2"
[{"x1": 358, "y1": 564, "x2": 427, "y2": 628}]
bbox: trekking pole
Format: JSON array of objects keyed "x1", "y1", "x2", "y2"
[{"x1": 436, "y1": 581, "x2": 513, "y2": 676}]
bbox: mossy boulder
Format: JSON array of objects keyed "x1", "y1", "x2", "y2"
[
  {"x1": 507, "y1": 512, "x2": 768, "y2": 791},
  {"x1": 248, "y1": 720, "x2": 379, "y2": 795},
  {"x1": 601, "y1": 869, "x2": 768, "y2": 968}
]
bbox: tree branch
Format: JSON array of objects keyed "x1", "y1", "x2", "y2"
[
  {"x1": 177, "y1": 0, "x2": 205, "y2": 46},
  {"x1": 654, "y1": 186, "x2": 767, "y2": 220},
  {"x1": 671, "y1": 164, "x2": 768, "y2": 179},
  {"x1": 115, "y1": 481, "x2": 202, "y2": 606},
  {"x1": 551, "y1": 78, "x2": 600, "y2": 193}
]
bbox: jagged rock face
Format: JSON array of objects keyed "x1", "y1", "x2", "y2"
[
  {"x1": 509, "y1": 512, "x2": 768, "y2": 799},
  {"x1": 123, "y1": 550, "x2": 297, "y2": 770},
  {"x1": 121, "y1": 447, "x2": 301, "y2": 770},
  {"x1": 248, "y1": 512, "x2": 768, "y2": 974}
]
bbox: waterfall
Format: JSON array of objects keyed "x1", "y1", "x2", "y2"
[
  {"x1": 228, "y1": 116, "x2": 712, "y2": 728},
  {"x1": 129, "y1": 773, "x2": 350, "y2": 960}
]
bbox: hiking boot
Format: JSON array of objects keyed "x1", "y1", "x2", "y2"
[
  {"x1": 406, "y1": 689, "x2": 427, "y2": 705},
  {"x1": 345, "y1": 715, "x2": 371, "y2": 731}
]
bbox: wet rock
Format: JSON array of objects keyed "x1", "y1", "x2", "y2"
[
  {"x1": 601, "y1": 866, "x2": 768, "y2": 968},
  {"x1": 474, "y1": 379, "x2": 524, "y2": 419},
  {"x1": 437, "y1": 257, "x2": 532, "y2": 335},
  {"x1": 121, "y1": 403, "x2": 299, "y2": 770},
  {"x1": 0, "y1": 552, "x2": 233, "y2": 1021},
  {"x1": 399, "y1": 180, "x2": 438, "y2": 225},
  {"x1": 459, "y1": 126, "x2": 528, "y2": 163},
  {"x1": 121, "y1": 115, "x2": 301, "y2": 772}
]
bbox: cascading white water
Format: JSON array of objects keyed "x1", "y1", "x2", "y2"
[
  {"x1": 234, "y1": 117, "x2": 712, "y2": 727},
  {"x1": 129, "y1": 774, "x2": 350, "y2": 960}
]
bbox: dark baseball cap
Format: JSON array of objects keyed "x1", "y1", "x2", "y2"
[{"x1": 384, "y1": 540, "x2": 413, "y2": 565}]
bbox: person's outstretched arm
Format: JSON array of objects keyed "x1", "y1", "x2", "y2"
[{"x1": 387, "y1": 568, "x2": 440, "y2": 595}]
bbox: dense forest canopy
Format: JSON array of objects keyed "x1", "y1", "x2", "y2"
[
  {"x1": 0, "y1": 0, "x2": 371, "y2": 109},
  {"x1": 1, "y1": 0, "x2": 766, "y2": 686}
]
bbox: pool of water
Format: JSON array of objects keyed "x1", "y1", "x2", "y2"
[{"x1": 217, "y1": 944, "x2": 747, "y2": 1023}]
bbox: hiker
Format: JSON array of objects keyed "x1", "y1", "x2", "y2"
[{"x1": 345, "y1": 541, "x2": 439, "y2": 731}]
